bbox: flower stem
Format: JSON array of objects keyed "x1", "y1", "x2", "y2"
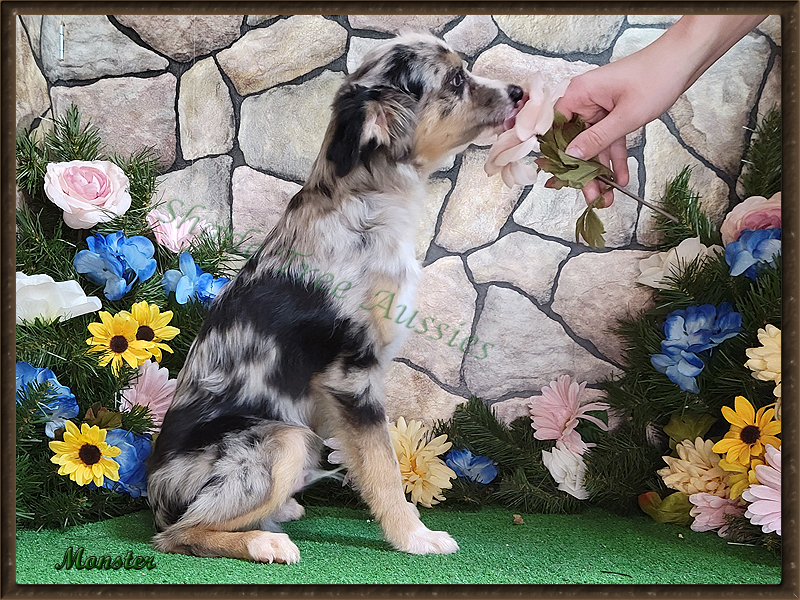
[{"x1": 597, "y1": 175, "x2": 680, "y2": 223}]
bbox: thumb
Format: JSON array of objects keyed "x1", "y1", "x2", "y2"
[{"x1": 565, "y1": 113, "x2": 629, "y2": 161}]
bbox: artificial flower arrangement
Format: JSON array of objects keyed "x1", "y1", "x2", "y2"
[
  {"x1": 391, "y1": 107, "x2": 780, "y2": 551},
  {"x1": 15, "y1": 105, "x2": 243, "y2": 528}
]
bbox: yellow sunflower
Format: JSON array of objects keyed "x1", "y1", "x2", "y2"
[
  {"x1": 712, "y1": 396, "x2": 780, "y2": 466},
  {"x1": 87, "y1": 311, "x2": 154, "y2": 375},
  {"x1": 718, "y1": 456, "x2": 764, "y2": 500},
  {"x1": 49, "y1": 420, "x2": 121, "y2": 486},
  {"x1": 121, "y1": 301, "x2": 180, "y2": 362},
  {"x1": 389, "y1": 417, "x2": 456, "y2": 508}
]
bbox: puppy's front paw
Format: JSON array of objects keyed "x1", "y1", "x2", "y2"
[
  {"x1": 393, "y1": 527, "x2": 459, "y2": 555},
  {"x1": 246, "y1": 532, "x2": 300, "y2": 564}
]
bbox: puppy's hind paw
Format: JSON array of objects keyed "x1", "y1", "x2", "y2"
[
  {"x1": 394, "y1": 527, "x2": 459, "y2": 555},
  {"x1": 246, "y1": 532, "x2": 300, "y2": 564}
]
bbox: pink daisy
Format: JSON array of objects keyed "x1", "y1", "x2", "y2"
[
  {"x1": 146, "y1": 209, "x2": 206, "y2": 253},
  {"x1": 688, "y1": 493, "x2": 746, "y2": 536},
  {"x1": 742, "y1": 444, "x2": 781, "y2": 536},
  {"x1": 119, "y1": 359, "x2": 176, "y2": 429},
  {"x1": 529, "y1": 375, "x2": 610, "y2": 455}
]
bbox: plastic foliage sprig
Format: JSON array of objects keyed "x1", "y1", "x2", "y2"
[
  {"x1": 536, "y1": 111, "x2": 679, "y2": 248},
  {"x1": 535, "y1": 111, "x2": 613, "y2": 190},
  {"x1": 575, "y1": 196, "x2": 607, "y2": 249}
]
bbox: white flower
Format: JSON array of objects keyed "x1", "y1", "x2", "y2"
[
  {"x1": 637, "y1": 237, "x2": 723, "y2": 289},
  {"x1": 16, "y1": 272, "x2": 102, "y2": 325},
  {"x1": 44, "y1": 160, "x2": 132, "y2": 229},
  {"x1": 541, "y1": 441, "x2": 589, "y2": 500}
]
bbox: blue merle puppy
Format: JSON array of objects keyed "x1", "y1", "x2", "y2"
[{"x1": 147, "y1": 32, "x2": 523, "y2": 563}]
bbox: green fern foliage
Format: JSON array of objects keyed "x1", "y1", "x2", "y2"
[{"x1": 740, "y1": 106, "x2": 781, "y2": 199}]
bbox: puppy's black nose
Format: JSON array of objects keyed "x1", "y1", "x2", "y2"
[{"x1": 508, "y1": 85, "x2": 524, "y2": 103}]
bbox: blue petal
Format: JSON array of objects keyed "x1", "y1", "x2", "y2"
[
  {"x1": 728, "y1": 250, "x2": 757, "y2": 277},
  {"x1": 121, "y1": 237, "x2": 157, "y2": 282},
  {"x1": 175, "y1": 276, "x2": 195, "y2": 304},
  {"x1": 666, "y1": 365, "x2": 700, "y2": 394},
  {"x1": 161, "y1": 270, "x2": 182, "y2": 294},
  {"x1": 104, "y1": 275, "x2": 132, "y2": 302},
  {"x1": 650, "y1": 353, "x2": 675, "y2": 373},
  {"x1": 676, "y1": 351, "x2": 704, "y2": 377},
  {"x1": 179, "y1": 252, "x2": 198, "y2": 279},
  {"x1": 753, "y1": 238, "x2": 781, "y2": 263}
]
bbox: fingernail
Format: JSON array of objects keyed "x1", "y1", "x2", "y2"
[{"x1": 565, "y1": 145, "x2": 584, "y2": 160}]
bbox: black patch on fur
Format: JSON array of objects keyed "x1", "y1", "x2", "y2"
[
  {"x1": 385, "y1": 46, "x2": 424, "y2": 101},
  {"x1": 199, "y1": 271, "x2": 373, "y2": 401},
  {"x1": 150, "y1": 409, "x2": 270, "y2": 468},
  {"x1": 326, "y1": 85, "x2": 381, "y2": 177},
  {"x1": 332, "y1": 390, "x2": 386, "y2": 426},
  {"x1": 155, "y1": 499, "x2": 189, "y2": 532}
]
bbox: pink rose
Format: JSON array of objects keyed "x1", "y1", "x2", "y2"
[
  {"x1": 44, "y1": 160, "x2": 132, "y2": 229},
  {"x1": 485, "y1": 73, "x2": 570, "y2": 187},
  {"x1": 146, "y1": 209, "x2": 206, "y2": 253},
  {"x1": 719, "y1": 192, "x2": 781, "y2": 246}
]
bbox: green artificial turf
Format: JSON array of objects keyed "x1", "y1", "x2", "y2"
[{"x1": 16, "y1": 505, "x2": 780, "y2": 585}]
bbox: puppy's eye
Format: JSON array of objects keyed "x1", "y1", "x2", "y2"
[{"x1": 451, "y1": 72, "x2": 464, "y2": 88}]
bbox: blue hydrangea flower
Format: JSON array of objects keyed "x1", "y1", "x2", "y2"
[
  {"x1": 73, "y1": 231, "x2": 157, "y2": 301},
  {"x1": 445, "y1": 449, "x2": 498, "y2": 484},
  {"x1": 710, "y1": 302, "x2": 743, "y2": 345},
  {"x1": 650, "y1": 303, "x2": 742, "y2": 394},
  {"x1": 661, "y1": 304, "x2": 717, "y2": 354},
  {"x1": 102, "y1": 429, "x2": 152, "y2": 498},
  {"x1": 725, "y1": 228, "x2": 781, "y2": 280},
  {"x1": 162, "y1": 252, "x2": 229, "y2": 305},
  {"x1": 650, "y1": 347, "x2": 704, "y2": 394},
  {"x1": 15, "y1": 362, "x2": 79, "y2": 438}
]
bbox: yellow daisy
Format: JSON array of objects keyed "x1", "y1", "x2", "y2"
[
  {"x1": 122, "y1": 301, "x2": 180, "y2": 362},
  {"x1": 718, "y1": 456, "x2": 764, "y2": 500},
  {"x1": 49, "y1": 420, "x2": 121, "y2": 486},
  {"x1": 86, "y1": 311, "x2": 154, "y2": 375},
  {"x1": 712, "y1": 396, "x2": 780, "y2": 466},
  {"x1": 389, "y1": 417, "x2": 456, "y2": 508}
]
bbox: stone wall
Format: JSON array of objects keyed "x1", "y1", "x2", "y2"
[{"x1": 16, "y1": 14, "x2": 781, "y2": 424}]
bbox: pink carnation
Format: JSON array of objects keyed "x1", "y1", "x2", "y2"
[
  {"x1": 119, "y1": 360, "x2": 176, "y2": 429},
  {"x1": 719, "y1": 192, "x2": 781, "y2": 246},
  {"x1": 688, "y1": 493, "x2": 746, "y2": 536},
  {"x1": 529, "y1": 375, "x2": 610, "y2": 455},
  {"x1": 742, "y1": 444, "x2": 781, "y2": 536},
  {"x1": 146, "y1": 209, "x2": 206, "y2": 253}
]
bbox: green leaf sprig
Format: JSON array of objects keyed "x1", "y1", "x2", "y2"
[
  {"x1": 535, "y1": 111, "x2": 679, "y2": 248},
  {"x1": 575, "y1": 196, "x2": 607, "y2": 249},
  {"x1": 535, "y1": 111, "x2": 614, "y2": 190}
]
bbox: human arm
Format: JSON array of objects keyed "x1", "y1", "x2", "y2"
[{"x1": 554, "y1": 15, "x2": 767, "y2": 206}]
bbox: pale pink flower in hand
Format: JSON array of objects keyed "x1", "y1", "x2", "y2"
[
  {"x1": 688, "y1": 492, "x2": 745, "y2": 536},
  {"x1": 742, "y1": 444, "x2": 781, "y2": 536},
  {"x1": 530, "y1": 374, "x2": 610, "y2": 455},
  {"x1": 146, "y1": 209, "x2": 207, "y2": 253},
  {"x1": 119, "y1": 359, "x2": 176, "y2": 429},
  {"x1": 485, "y1": 73, "x2": 570, "y2": 187}
]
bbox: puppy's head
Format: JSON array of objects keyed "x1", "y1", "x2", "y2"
[{"x1": 326, "y1": 33, "x2": 523, "y2": 176}]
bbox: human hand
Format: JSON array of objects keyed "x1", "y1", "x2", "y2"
[{"x1": 551, "y1": 15, "x2": 767, "y2": 208}]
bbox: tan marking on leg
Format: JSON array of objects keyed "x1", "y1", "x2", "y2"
[
  {"x1": 153, "y1": 426, "x2": 312, "y2": 562},
  {"x1": 327, "y1": 414, "x2": 458, "y2": 554}
]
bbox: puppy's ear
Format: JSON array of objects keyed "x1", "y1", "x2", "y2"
[{"x1": 326, "y1": 85, "x2": 416, "y2": 177}]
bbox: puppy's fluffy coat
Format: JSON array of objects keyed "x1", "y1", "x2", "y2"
[{"x1": 147, "y1": 33, "x2": 523, "y2": 563}]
